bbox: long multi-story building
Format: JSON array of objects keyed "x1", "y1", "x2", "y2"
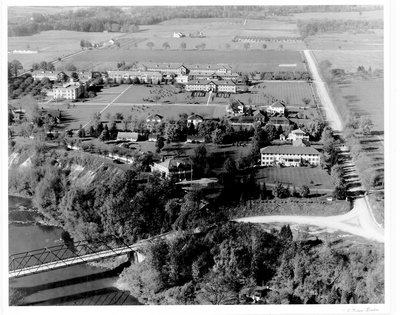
[
  {"x1": 185, "y1": 79, "x2": 237, "y2": 93},
  {"x1": 186, "y1": 63, "x2": 232, "y2": 75},
  {"x1": 138, "y1": 63, "x2": 189, "y2": 76},
  {"x1": 107, "y1": 70, "x2": 162, "y2": 84},
  {"x1": 260, "y1": 145, "x2": 320, "y2": 167}
]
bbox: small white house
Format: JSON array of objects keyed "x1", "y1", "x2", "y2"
[
  {"x1": 288, "y1": 129, "x2": 310, "y2": 142},
  {"x1": 173, "y1": 32, "x2": 185, "y2": 38}
]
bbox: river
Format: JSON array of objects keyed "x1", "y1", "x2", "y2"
[{"x1": 8, "y1": 195, "x2": 141, "y2": 306}]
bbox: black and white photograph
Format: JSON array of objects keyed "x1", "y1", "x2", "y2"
[{"x1": 1, "y1": 1, "x2": 398, "y2": 314}]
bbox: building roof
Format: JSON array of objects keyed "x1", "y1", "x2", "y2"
[
  {"x1": 117, "y1": 132, "x2": 139, "y2": 139},
  {"x1": 108, "y1": 70, "x2": 162, "y2": 77},
  {"x1": 187, "y1": 114, "x2": 203, "y2": 120},
  {"x1": 147, "y1": 114, "x2": 163, "y2": 120},
  {"x1": 141, "y1": 62, "x2": 186, "y2": 70},
  {"x1": 292, "y1": 139, "x2": 310, "y2": 147},
  {"x1": 230, "y1": 116, "x2": 255, "y2": 123},
  {"x1": 270, "y1": 101, "x2": 286, "y2": 108},
  {"x1": 290, "y1": 128, "x2": 307, "y2": 135},
  {"x1": 187, "y1": 79, "x2": 236, "y2": 86},
  {"x1": 155, "y1": 158, "x2": 191, "y2": 170},
  {"x1": 260, "y1": 145, "x2": 319, "y2": 155},
  {"x1": 269, "y1": 117, "x2": 290, "y2": 124},
  {"x1": 186, "y1": 63, "x2": 232, "y2": 71}
]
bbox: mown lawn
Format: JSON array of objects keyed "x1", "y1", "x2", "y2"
[{"x1": 256, "y1": 166, "x2": 334, "y2": 190}]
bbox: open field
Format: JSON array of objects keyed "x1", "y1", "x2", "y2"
[
  {"x1": 8, "y1": 30, "x2": 124, "y2": 69},
  {"x1": 336, "y1": 79, "x2": 384, "y2": 131},
  {"x1": 256, "y1": 166, "x2": 334, "y2": 190},
  {"x1": 46, "y1": 103, "x2": 227, "y2": 129},
  {"x1": 285, "y1": 9, "x2": 383, "y2": 21},
  {"x1": 61, "y1": 48, "x2": 307, "y2": 73},
  {"x1": 314, "y1": 50, "x2": 383, "y2": 72},
  {"x1": 120, "y1": 18, "x2": 305, "y2": 51},
  {"x1": 250, "y1": 81, "x2": 315, "y2": 106},
  {"x1": 305, "y1": 30, "x2": 383, "y2": 50}
]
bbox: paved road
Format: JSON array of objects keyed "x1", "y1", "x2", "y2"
[
  {"x1": 303, "y1": 49, "x2": 343, "y2": 132},
  {"x1": 235, "y1": 197, "x2": 384, "y2": 243}
]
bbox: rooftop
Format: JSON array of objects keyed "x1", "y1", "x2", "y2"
[{"x1": 260, "y1": 145, "x2": 319, "y2": 155}]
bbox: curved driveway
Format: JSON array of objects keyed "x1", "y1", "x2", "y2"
[{"x1": 235, "y1": 197, "x2": 384, "y2": 243}]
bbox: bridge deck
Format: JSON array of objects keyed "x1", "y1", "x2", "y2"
[{"x1": 9, "y1": 244, "x2": 141, "y2": 279}]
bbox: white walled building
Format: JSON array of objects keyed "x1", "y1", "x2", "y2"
[{"x1": 260, "y1": 145, "x2": 320, "y2": 167}]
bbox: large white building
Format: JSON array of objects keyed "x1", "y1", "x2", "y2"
[
  {"x1": 185, "y1": 79, "x2": 237, "y2": 93},
  {"x1": 52, "y1": 81, "x2": 85, "y2": 100},
  {"x1": 107, "y1": 70, "x2": 162, "y2": 84},
  {"x1": 260, "y1": 145, "x2": 320, "y2": 167}
]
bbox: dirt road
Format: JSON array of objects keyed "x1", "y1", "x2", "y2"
[
  {"x1": 303, "y1": 50, "x2": 343, "y2": 132},
  {"x1": 235, "y1": 197, "x2": 384, "y2": 243}
]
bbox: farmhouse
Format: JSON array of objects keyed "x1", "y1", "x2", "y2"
[
  {"x1": 226, "y1": 100, "x2": 246, "y2": 115},
  {"x1": 263, "y1": 101, "x2": 286, "y2": 115},
  {"x1": 117, "y1": 132, "x2": 139, "y2": 141},
  {"x1": 253, "y1": 110, "x2": 268, "y2": 125},
  {"x1": 175, "y1": 75, "x2": 191, "y2": 84},
  {"x1": 185, "y1": 79, "x2": 237, "y2": 93},
  {"x1": 148, "y1": 133, "x2": 158, "y2": 141},
  {"x1": 186, "y1": 135, "x2": 206, "y2": 143},
  {"x1": 288, "y1": 129, "x2": 310, "y2": 142},
  {"x1": 52, "y1": 81, "x2": 85, "y2": 100},
  {"x1": 138, "y1": 63, "x2": 189, "y2": 75},
  {"x1": 173, "y1": 32, "x2": 185, "y2": 38},
  {"x1": 260, "y1": 145, "x2": 320, "y2": 167},
  {"x1": 31, "y1": 71, "x2": 59, "y2": 81},
  {"x1": 268, "y1": 116, "x2": 291, "y2": 128},
  {"x1": 150, "y1": 158, "x2": 192, "y2": 180},
  {"x1": 229, "y1": 116, "x2": 255, "y2": 131},
  {"x1": 107, "y1": 70, "x2": 162, "y2": 84},
  {"x1": 187, "y1": 114, "x2": 204, "y2": 127}
]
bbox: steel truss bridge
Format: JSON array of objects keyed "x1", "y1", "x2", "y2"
[{"x1": 9, "y1": 233, "x2": 172, "y2": 279}]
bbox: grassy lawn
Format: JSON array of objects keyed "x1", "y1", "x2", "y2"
[{"x1": 255, "y1": 166, "x2": 334, "y2": 190}]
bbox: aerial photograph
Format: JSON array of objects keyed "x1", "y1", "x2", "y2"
[{"x1": 6, "y1": 4, "x2": 387, "y2": 311}]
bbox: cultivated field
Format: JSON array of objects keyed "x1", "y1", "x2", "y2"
[
  {"x1": 337, "y1": 78, "x2": 384, "y2": 131},
  {"x1": 256, "y1": 166, "x2": 334, "y2": 190},
  {"x1": 286, "y1": 9, "x2": 383, "y2": 21},
  {"x1": 121, "y1": 18, "x2": 305, "y2": 51},
  {"x1": 314, "y1": 50, "x2": 383, "y2": 72},
  {"x1": 8, "y1": 30, "x2": 124, "y2": 69},
  {"x1": 64, "y1": 49, "x2": 307, "y2": 73},
  {"x1": 305, "y1": 30, "x2": 383, "y2": 50}
]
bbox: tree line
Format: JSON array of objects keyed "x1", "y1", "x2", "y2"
[{"x1": 297, "y1": 19, "x2": 383, "y2": 38}]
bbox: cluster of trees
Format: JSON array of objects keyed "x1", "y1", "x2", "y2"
[
  {"x1": 120, "y1": 221, "x2": 384, "y2": 305},
  {"x1": 344, "y1": 114, "x2": 381, "y2": 190},
  {"x1": 8, "y1": 59, "x2": 23, "y2": 79},
  {"x1": 297, "y1": 19, "x2": 383, "y2": 38},
  {"x1": 8, "y1": 73, "x2": 52, "y2": 99},
  {"x1": 255, "y1": 71, "x2": 312, "y2": 81},
  {"x1": 31, "y1": 61, "x2": 55, "y2": 71},
  {"x1": 9, "y1": 7, "x2": 139, "y2": 36},
  {"x1": 319, "y1": 126, "x2": 347, "y2": 199}
]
